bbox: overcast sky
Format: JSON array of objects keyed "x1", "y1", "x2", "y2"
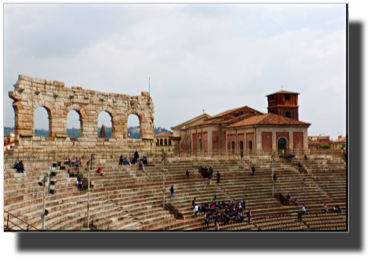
[{"x1": 3, "y1": 3, "x2": 346, "y2": 139}]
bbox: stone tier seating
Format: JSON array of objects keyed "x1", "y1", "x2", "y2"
[
  {"x1": 302, "y1": 212, "x2": 347, "y2": 231},
  {"x1": 4, "y1": 153, "x2": 347, "y2": 231}
]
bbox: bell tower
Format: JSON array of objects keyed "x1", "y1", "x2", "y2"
[{"x1": 266, "y1": 90, "x2": 300, "y2": 120}]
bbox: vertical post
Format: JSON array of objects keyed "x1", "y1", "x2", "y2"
[
  {"x1": 6, "y1": 213, "x2": 9, "y2": 229},
  {"x1": 272, "y1": 152, "x2": 275, "y2": 198},
  {"x1": 42, "y1": 178, "x2": 46, "y2": 230}
]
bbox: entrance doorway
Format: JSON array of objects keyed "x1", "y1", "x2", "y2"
[{"x1": 278, "y1": 138, "x2": 287, "y2": 151}]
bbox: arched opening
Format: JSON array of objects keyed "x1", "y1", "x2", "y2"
[
  {"x1": 160, "y1": 139, "x2": 163, "y2": 146},
  {"x1": 249, "y1": 141, "x2": 253, "y2": 150},
  {"x1": 98, "y1": 111, "x2": 112, "y2": 138},
  {"x1": 278, "y1": 138, "x2": 287, "y2": 150},
  {"x1": 156, "y1": 139, "x2": 159, "y2": 145},
  {"x1": 239, "y1": 141, "x2": 243, "y2": 151},
  {"x1": 127, "y1": 114, "x2": 140, "y2": 139},
  {"x1": 67, "y1": 110, "x2": 82, "y2": 138},
  {"x1": 34, "y1": 107, "x2": 51, "y2": 137},
  {"x1": 169, "y1": 139, "x2": 172, "y2": 146},
  {"x1": 231, "y1": 141, "x2": 235, "y2": 151},
  {"x1": 285, "y1": 112, "x2": 291, "y2": 118},
  {"x1": 164, "y1": 139, "x2": 168, "y2": 146},
  {"x1": 199, "y1": 139, "x2": 203, "y2": 150}
]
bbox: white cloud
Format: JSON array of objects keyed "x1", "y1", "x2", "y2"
[{"x1": 3, "y1": 3, "x2": 346, "y2": 139}]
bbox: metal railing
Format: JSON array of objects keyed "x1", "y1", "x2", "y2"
[{"x1": 4, "y1": 211, "x2": 40, "y2": 231}]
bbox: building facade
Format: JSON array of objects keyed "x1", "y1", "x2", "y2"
[{"x1": 181, "y1": 90, "x2": 311, "y2": 153}]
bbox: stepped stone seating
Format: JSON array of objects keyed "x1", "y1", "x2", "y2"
[
  {"x1": 302, "y1": 212, "x2": 347, "y2": 231},
  {"x1": 4, "y1": 152, "x2": 347, "y2": 231}
]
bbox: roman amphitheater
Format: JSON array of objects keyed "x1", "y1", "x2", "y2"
[{"x1": 4, "y1": 75, "x2": 347, "y2": 231}]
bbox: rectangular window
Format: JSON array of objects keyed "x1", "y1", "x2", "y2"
[
  {"x1": 271, "y1": 95, "x2": 274, "y2": 101},
  {"x1": 285, "y1": 94, "x2": 290, "y2": 100}
]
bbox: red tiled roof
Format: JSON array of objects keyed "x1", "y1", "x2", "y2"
[
  {"x1": 206, "y1": 107, "x2": 245, "y2": 119},
  {"x1": 227, "y1": 113, "x2": 310, "y2": 127},
  {"x1": 266, "y1": 90, "x2": 300, "y2": 97},
  {"x1": 155, "y1": 132, "x2": 173, "y2": 137},
  {"x1": 331, "y1": 136, "x2": 346, "y2": 143}
]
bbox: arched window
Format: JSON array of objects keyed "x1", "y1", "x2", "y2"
[
  {"x1": 127, "y1": 114, "x2": 140, "y2": 139},
  {"x1": 169, "y1": 139, "x2": 172, "y2": 146},
  {"x1": 160, "y1": 139, "x2": 163, "y2": 146},
  {"x1": 231, "y1": 141, "x2": 235, "y2": 151},
  {"x1": 98, "y1": 111, "x2": 112, "y2": 138},
  {"x1": 164, "y1": 139, "x2": 168, "y2": 146},
  {"x1": 239, "y1": 141, "x2": 243, "y2": 151},
  {"x1": 34, "y1": 107, "x2": 51, "y2": 137},
  {"x1": 67, "y1": 110, "x2": 82, "y2": 138},
  {"x1": 285, "y1": 112, "x2": 291, "y2": 118},
  {"x1": 199, "y1": 139, "x2": 203, "y2": 150},
  {"x1": 249, "y1": 141, "x2": 253, "y2": 150}
]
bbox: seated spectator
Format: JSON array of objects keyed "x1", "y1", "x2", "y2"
[
  {"x1": 216, "y1": 202, "x2": 220, "y2": 209},
  {"x1": 97, "y1": 168, "x2": 104, "y2": 176},
  {"x1": 212, "y1": 196, "x2": 216, "y2": 203},
  {"x1": 204, "y1": 213, "x2": 209, "y2": 226},
  {"x1": 220, "y1": 202, "x2": 225, "y2": 210},
  {"x1": 131, "y1": 159, "x2": 136, "y2": 165},
  {"x1": 119, "y1": 155, "x2": 123, "y2": 165},
  {"x1": 304, "y1": 155, "x2": 308, "y2": 160},
  {"x1": 293, "y1": 197, "x2": 299, "y2": 205},
  {"x1": 139, "y1": 163, "x2": 143, "y2": 170},
  {"x1": 243, "y1": 200, "x2": 246, "y2": 211},
  {"x1": 17, "y1": 161, "x2": 25, "y2": 173},
  {"x1": 13, "y1": 161, "x2": 19, "y2": 169},
  {"x1": 142, "y1": 156, "x2": 148, "y2": 165},
  {"x1": 302, "y1": 205, "x2": 306, "y2": 214},
  {"x1": 323, "y1": 203, "x2": 328, "y2": 213},
  {"x1": 64, "y1": 158, "x2": 69, "y2": 165},
  {"x1": 287, "y1": 194, "x2": 291, "y2": 200},
  {"x1": 336, "y1": 206, "x2": 341, "y2": 213},
  {"x1": 79, "y1": 180, "x2": 84, "y2": 191},
  {"x1": 240, "y1": 212, "x2": 244, "y2": 222},
  {"x1": 123, "y1": 158, "x2": 130, "y2": 165}
]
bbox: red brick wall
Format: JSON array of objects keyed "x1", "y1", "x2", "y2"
[
  {"x1": 227, "y1": 134, "x2": 236, "y2": 150},
  {"x1": 276, "y1": 132, "x2": 289, "y2": 149},
  {"x1": 238, "y1": 133, "x2": 244, "y2": 150},
  {"x1": 262, "y1": 132, "x2": 272, "y2": 149},
  {"x1": 293, "y1": 132, "x2": 303, "y2": 149},
  {"x1": 203, "y1": 132, "x2": 208, "y2": 151},
  {"x1": 246, "y1": 133, "x2": 254, "y2": 149},
  {"x1": 212, "y1": 131, "x2": 219, "y2": 151}
]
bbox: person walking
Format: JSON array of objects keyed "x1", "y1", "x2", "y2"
[
  {"x1": 194, "y1": 204, "x2": 198, "y2": 218},
  {"x1": 216, "y1": 171, "x2": 221, "y2": 184},
  {"x1": 186, "y1": 170, "x2": 190, "y2": 179},
  {"x1": 298, "y1": 211, "x2": 303, "y2": 222},
  {"x1": 170, "y1": 185, "x2": 174, "y2": 198},
  {"x1": 247, "y1": 209, "x2": 251, "y2": 223}
]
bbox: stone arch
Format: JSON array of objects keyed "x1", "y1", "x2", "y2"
[
  {"x1": 97, "y1": 107, "x2": 116, "y2": 139},
  {"x1": 126, "y1": 111, "x2": 142, "y2": 140},
  {"x1": 65, "y1": 105, "x2": 86, "y2": 138},
  {"x1": 32, "y1": 103, "x2": 53, "y2": 138},
  {"x1": 277, "y1": 137, "x2": 288, "y2": 151},
  {"x1": 160, "y1": 139, "x2": 163, "y2": 146}
]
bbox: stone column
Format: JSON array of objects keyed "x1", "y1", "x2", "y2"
[
  {"x1": 289, "y1": 131, "x2": 294, "y2": 150},
  {"x1": 272, "y1": 130, "x2": 276, "y2": 151},
  {"x1": 208, "y1": 127, "x2": 212, "y2": 152}
]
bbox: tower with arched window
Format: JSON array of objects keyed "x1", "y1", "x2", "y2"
[{"x1": 266, "y1": 90, "x2": 299, "y2": 121}]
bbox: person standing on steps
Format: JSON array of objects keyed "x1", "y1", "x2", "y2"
[
  {"x1": 273, "y1": 173, "x2": 277, "y2": 182},
  {"x1": 209, "y1": 172, "x2": 213, "y2": 185},
  {"x1": 303, "y1": 177, "x2": 306, "y2": 185},
  {"x1": 247, "y1": 209, "x2": 251, "y2": 223},
  {"x1": 119, "y1": 154, "x2": 123, "y2": 165},
  {"x1": 217, "y1": 171, "x2": 221, "y2": 185},
  {"x1": 194, "y1": 204, "x2": 198, "y2": 218},
  {"x1": 186, "y1": 170, "x2": 190, "y2": 179},
  {"x1": 170, "y1": 185, "x2": 174, "y2": 198},
  {"x1": 192, "y1": 198, "x2": 196, "y2": 210},
  {"x1": 134, "y1": 150, "x2": 139, "y2": 162},
  {"x1": 252, "y1": 166, "x2": 255, "y2": 176},
  {"x1": 209, "y1": 166, "x2": 213, "y2": 176}
]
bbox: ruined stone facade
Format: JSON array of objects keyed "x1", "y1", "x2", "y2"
[{"x1": 9, "y1": 75, "x2": 156, "y2": 151}]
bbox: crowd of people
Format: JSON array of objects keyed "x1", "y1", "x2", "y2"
[
  {"x1": 192, "y1": 196, "x2": 251, "y2": 226},
  {"x1": 118, "y1": 151, "x2": 148, "y2": 170}
]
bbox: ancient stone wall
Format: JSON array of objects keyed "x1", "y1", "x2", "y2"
[{"x1": 8, "y1": 75, "x2": 156, "y2": 151}]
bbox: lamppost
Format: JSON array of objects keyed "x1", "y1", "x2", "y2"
[
  {"x1": 38, "y1": 173, "x2": 48, "y2": 230},
  {"x1": 161, "y1": 153, "x2": 167, "y2": 209},
  {"x1": 271, "y1": 152, "x2": 276, "y2": 198},
  {"x1": 86, "y1": 154, "x2": 95, "y2": 229}
]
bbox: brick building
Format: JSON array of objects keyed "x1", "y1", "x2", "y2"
[{"x1": 181, "y1": 90, "x2": 311, "y2": 152}]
